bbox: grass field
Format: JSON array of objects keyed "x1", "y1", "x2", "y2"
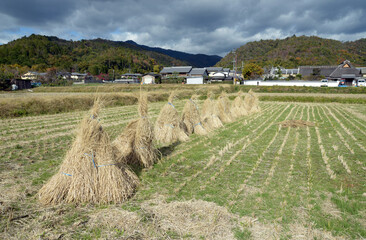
[{"x1": 0, "y1": 90, "x2": 366, "y2": 239}]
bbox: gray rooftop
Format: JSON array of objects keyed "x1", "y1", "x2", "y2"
[
  {"x1": 206, "y1": 67, "x2": 223, "y2": 73},
  {"x1": 341, "y1": 74, "x2": 356, "y2": 78},
  {"x1": 160, "y1": 66, "x2": 192, "y2": 74},
  {"x1": 190, "y1": 68, "x2": 208, "y2": 76}
]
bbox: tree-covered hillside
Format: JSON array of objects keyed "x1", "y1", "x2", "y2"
[
  {"x1": 216, "y1": 35, "x2": 366, "y2": 69},
  {"x1": 0, "y1": 34, "x2": 186, "y2": 75}
]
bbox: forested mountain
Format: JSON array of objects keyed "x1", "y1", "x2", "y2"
[
  {"x1": 126, "y1": 40, "x2": 222, "y2": 67},
  {"x1": 0, "y1": 34, "x2": 188, "y2": 75},
  {"x1": 216, "y1": 35, "x2": 366, "y2": 69}
]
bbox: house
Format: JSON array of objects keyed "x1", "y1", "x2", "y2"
[
  {"x1": 189, "y1": 68, "x2": 208, "y2": 78},
  {"x1": 114, "y1": 73, "x2": 141, "y2": 84},
  {"x1": 357, "y1": 67, "x2": 366, "y2": 78},
  {"x1": 21, "y1": 71, "x2": 45, "y2": 80},
  {"x1": 160, "y1": 66, "x2": 192, "y2": 79},
  {"x1": 71, "y1": 72, "x2": 87, "y2": 81},
  {"x1": 141, "y1": 73, "x2": 160, "y2": 84},
  {"x1": 228, "y1": 70, "x2": 243, "y2": 80},
  {"x1": 185, "y1": 68, "x2": 208, "y2": 84},
  {"x1": 58, "y1": 72, "x2": 71, "y2": 80},
  {"x1": 299, "y1": 60, "x2": 361, "y2": 84},
  {"x1": 265, "y1": 67, "x2": 299, "y2": 79},
  {"x1": 206, "y1": 67, "x2": 224, "y2": 78},
  {"x1": 121, "y1": 73, "x2": 142, "y2": 80},
  {"x1": 12, "y1": 79, "x2": 32, "y2": 90},
  {"x1": 327, "y1": 60, "x2": 361, "y2": 84},
  {"x1": 281, "y1": 69, "x2": 299, "y2": 78}
]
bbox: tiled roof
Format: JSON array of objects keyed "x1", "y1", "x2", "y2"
[
  {"x1": 299, "y1": 66, "x2": 337, "y2": 77},
  {"x1": 190, "y1": 68, "x2": 207, "y2": 75},
  {"x1": 206, "y1": 67, "x2": 223, "y2": 72},
  {"x1": 160, "y1": 66, "x2": 192, "y2": 74}
]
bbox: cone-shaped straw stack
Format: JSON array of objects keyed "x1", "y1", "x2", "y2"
[
  {"x1": 216, "y1": 91, "x2": 233, "y2": 123},
  {"x1": 39, "y1": 100, "x2": 138, "y2": 205},
  {"x1": 231, "y1": 90, "x2": 248, "y2": 118},
  {"x1": 244, "y1": 89, "x2": 261, "y2": 114},
  {"x1": 155, "y1": 91, "x2": 189, "y2": 144},
  {"x1": 113, "y1": 92, "x2": 157, "y2": 168},
  {"x1": 201, "y1": 91, "x2": 223, "y2": 129},
  {"x1": 181, "y1": 95, "x2": 207, "y2": 135}
]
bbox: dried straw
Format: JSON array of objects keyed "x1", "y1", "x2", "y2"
[
  {"x1": 231, "y1": 90, "x2": 248, "y2": 118},
  {"x1": 249, "y1": 89, "x2": 261, "y2": 113},
  {"x1": 244, "y1": 89, "x2": 261, "y2": 114},
  {"x1": 38, "y1": 99, "x2": 138, "y2": 205},
  {"x1": 216, "y1": 91, "x2": 233, "y2": 123},
  {"x1": 201, "y1": 91, "x2": 223, "y2": 129},
  {"x1": 181, "y1": 95, "x2": 208, "y2": 135},
  {"x1": 113, "y1": 92, "x2": 157, "y2": 168},
  {"x1": 155, "y1": 92, "x2": 189, "y2": 144}
]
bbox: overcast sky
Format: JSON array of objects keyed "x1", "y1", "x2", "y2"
[{"x1": 0, "y1": 0, "x2": 365, "y2": 56}]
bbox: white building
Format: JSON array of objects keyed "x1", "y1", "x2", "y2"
[{"x1": 141, "y1": 73, "x2": 160, "y2": 84}]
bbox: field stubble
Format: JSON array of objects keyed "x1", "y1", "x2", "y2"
[{"x1": 0, "y1": 99, "x2": 366, "y2": 239}]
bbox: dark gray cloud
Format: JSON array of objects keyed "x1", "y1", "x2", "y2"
[{"x1": 0, "y1": 0, "x2": 365, "y2": 56}]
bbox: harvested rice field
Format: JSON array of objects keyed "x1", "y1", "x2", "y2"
[{"x1": 0, "y1": 98, "x2": 366, "y2": 239}]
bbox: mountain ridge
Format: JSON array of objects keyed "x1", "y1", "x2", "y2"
[
  {"x1": 125, "y1": 40, "x2": 222, "y2": 67},
  {"x1": 216, "y1": 35, "x2": 366, "y2": 69}
]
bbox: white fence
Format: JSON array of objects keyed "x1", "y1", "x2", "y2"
[{"x1": 242, "y1": 80, "x2": 339, "y2": 87}]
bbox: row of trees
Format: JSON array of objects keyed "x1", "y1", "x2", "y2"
[{"x1": 0, "y1": 34, "x2": 179, "y2": 80}]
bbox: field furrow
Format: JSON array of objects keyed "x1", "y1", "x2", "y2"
[
  {"x1": 226, "y1": 105, "x2": 298, "y2": 208},
  {"x1": 196, "y1": 104, "x2": 287, "y2": 190},
  {"x1": 319, "y1": 106, "x2": 355, "y2": 155},
  {"x1": 315, "y1": 126, "x2": 336, "y2": 179},
  {"x1": 324, "y1": 105, "x2": 366, "y2": 153},
  {"x1": 173, "y1": 104, "x2": 282, "y2": 193}
]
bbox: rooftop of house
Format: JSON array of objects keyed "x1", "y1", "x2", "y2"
[
  {"x1": 189, "y1": 68, "x2": 208, "y2": 75},
  {"x1": 160, "y1": 66, "x2": 193, "y2": 74},
  {"x1": 206, "y1": 67, "x2": 223, "y2": 72},
  {"x1": 143, "y1": 73, "x2": 160, "y2": 77}
]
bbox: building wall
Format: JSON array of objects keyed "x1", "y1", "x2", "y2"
[{"x1": 142, "y1": 76, "x2": 155, "y2": 84}]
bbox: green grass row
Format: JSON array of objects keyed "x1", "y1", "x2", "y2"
[
  {"x1": 28, "y1": 84, "x2": 366, "y2": 94},
  {"x1": 1, "y1": 92, "x2": 365, "y2": 119},
  {"x1": 259, "y1": 95, "x2": 366, "y2": 104}
]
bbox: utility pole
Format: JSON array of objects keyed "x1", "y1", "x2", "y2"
[{"x1": 232, "y1": 50, "x2": 236, "y2": 85}]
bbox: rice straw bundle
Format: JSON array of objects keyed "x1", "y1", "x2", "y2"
[
  {"x1": 38, "y1": 100, "x2": 138, "y2": 205},
  {"x1": 154, "y1": 92, "x2": 189, "y2": 144},
  {"x1": 201, "y1": 91, "x2": 223, "y2": 129},
  {"x1": 113, "y1": 92, "x2": 157, "y2": 168},
  {"x1": 216, "y1": 91, "x2": 233, "y2": 123},
  {"x1": 244, "y1": 89, "x2": 260, "y2": 114},
  {"x1": 249, "y1": 89, "x2": 261, "y2": 113},
  {"x1": 181, "y1": 95, "x2": 208, "y2": 135},
  {"x1": 231, "y1": 90, "x2": 248, "y2": 118}
]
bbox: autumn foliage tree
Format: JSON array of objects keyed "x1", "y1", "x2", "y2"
[{"x1": 242, "y1": 63, "x2": 264, "y2": 79}]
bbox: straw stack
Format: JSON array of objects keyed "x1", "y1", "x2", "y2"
[
  {"x1": 154, "y1": 92, "x2": 189, "y2": 144},
  {"x1": 38, "y1": 100, "x2": 138, "y2": 205},
  {"x1": 181, "y1": 95, "x2": 207, "y2": 135},
  {"x1": 216, "y1": 91, "x2": 233, "y2": 123},
  {"x1": 244, "y1": 89, "x2": 261, "y2": 114},
  {"x1": 113, "y1": 92, "x2": 157, "y2": 168},
  {"x1": 201, "y1": 91, "x2": 223, "y2": 129},
  {"x1": 249, "y1": 89, "x2": 261, "y2": 113},
  {"x1": 231, "y1": 90, "x2": 248, "y2": 118}
]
